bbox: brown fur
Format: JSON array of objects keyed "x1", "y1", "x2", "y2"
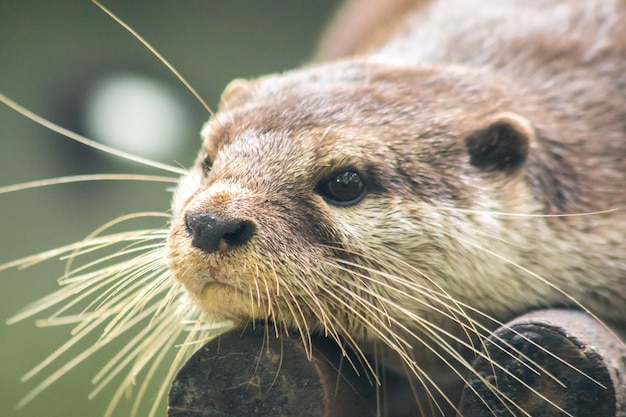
[{"x1": 167, "y1": 0, "x2": 626, "y2": 412}]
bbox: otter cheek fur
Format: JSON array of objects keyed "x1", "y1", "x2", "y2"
[{"x1": 167, "y1": 0, "x2": 626, "y2": 411}]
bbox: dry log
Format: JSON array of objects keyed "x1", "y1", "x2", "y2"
[{"x1": 168, "y1": 310, "x2": 626, "y2": 417}]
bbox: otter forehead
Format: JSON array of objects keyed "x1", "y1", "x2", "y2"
[
  {"x1": 199, "y1": 62, "x2": 498, "y2": 178},
  {"x1": 207, "y1": 61, "x2": 511, "y2": 143}
]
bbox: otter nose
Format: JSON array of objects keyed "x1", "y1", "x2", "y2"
[{"x1": 184, "y1": 213, "x2": 254, "y2": 254}]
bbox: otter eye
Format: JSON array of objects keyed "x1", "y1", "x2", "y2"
[
  {"x1": 316, "y1": 170, "x2": 366, "y2": 206},
  {"x1": 201, "y1": 152, "x2": 212, "y2": 174}
]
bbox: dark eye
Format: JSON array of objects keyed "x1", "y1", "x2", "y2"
[
  {"x1": 201, "y1": 152, "x2": 212, "y2": 174},
  {"x1": 316, "y1": 170, "x2": 366, "y2": 206}
]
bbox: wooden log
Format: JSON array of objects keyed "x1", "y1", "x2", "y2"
[
  {"x1": 168, "y1": 310, "x2": 626, "y2": 416},
  {"x1": 457, "y1": 309, "x2": 626, "y2": 417},
  {"x1": 167, "y1": 326, "x2": 383, "y2": 417}
]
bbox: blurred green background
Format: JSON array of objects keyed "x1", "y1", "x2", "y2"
[{"x1": 0, "y1": 1, "x2": 338, "y2": 416}]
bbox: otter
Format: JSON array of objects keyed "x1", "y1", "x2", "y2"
[{"x1": 166, "y1": 0, "x2": 626, "y2": 413}]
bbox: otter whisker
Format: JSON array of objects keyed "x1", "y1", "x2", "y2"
[
  {"x1": 89, "y1": 305, "x2": 182, "y2": 396},
  {"x1": 325, "y1": 246, "x2": 511, "y2": 345},
  {"x1": 254, "y1": 263, "x2": 265, "y2": 310},
  {"x1": 285, "y1": 277, "x2": 336, "y2": 357},
  {"x1": 16, "y1": 302, "x2": 162, "y2": 407},
  {"x1": 277, "y1": 270, "x2": 380, "y2": 384},
  {"x1": 13, "y1": 269, "x2": 115, "y2": 325},
  {"x1": 326, "y1": 260, "x2": 560, "y2": 416},
  {"x1": 399, "y1": 361, "x2": 439, "y2": 417},
  {"x1": 146, "y1": 272, "x2": 183, "y2": 326},
  {"x1": 281, "y1": 255, "x2": 348, "y2": 355},
  {"x1": 62, "y1": 255, "x2": 167, "y2": 335},
  {"x1": 314, "y1": 308, "x2": 381, "y2": 387},
  {"x1": 58, "y1": 245, "x2": 166, "y2": 302},
  {"x1": 317, "y1": 280, "x2": 465, "y2": 416},
  {"x1": 335, "y1": 243, "x2": 582, "y2": 388},
  {"x1": 331, "y1": 253, "x2": 581, "y2": 412},
  {"x1": 372, "y1": 346, "x2": 383, "y2": 417},
  {"x1": 76, "y1": 280, "x2": 170, "y2": 343},
  {"x1": 330, "y1": 248, "x2": 488, "y2": 361},
  {"x1": 43, "y1": 257, "x2": 160, "y2": 327},
  {"x1": 459, "y1": 227, "x2": 531, "y2": 251},
  {"x1": 326, "y1": 280, "x2": 477, "y2": 411},
  {"x1": 27, "y1": 253, "x2": 165, "y2": 342},
  {"x1": 281, "y1": 270, "x2": 359, "y2": 381},
  {"x1": 268, "y1": 257, "x2": 313, "y2": 359},
  {"x1": 290, "y1": 264, "x2": 343, "y2": 348},
  {"x1": 367, "y1": 246, "x2": 482, "y2": 348},
  {"x1": 315, "y1": 279, "x2": 419, "y2": 371},
  {"x1": 424, "y1": 223, "x2": 611, "y2": 385},
  {"x1": 130, "y1": 318, "x2": 183, "y2": 417},
  {"x1": 20, "y1": 311, "x2": 116, "y2": 382},
  {"x1": 97, "y1": 294, "x2": 203, "y2": 417},
  {"x1": 1, "y1": 230, "x2": 157, "y2": 275},
  {"x1": 71, "y1": 265, "x2": 172, "y2": 358},
  {"x1": 63, "y1": 237, "x2": 167, "y2": 268},
  {"x1": 436, "y1": 206, "x2": 620, "y2": 219},
  {"x1": 0, "y1": 174, "x2": 178, "y2": 195},
  {"x1": 324, "y1": 242, "x2": 484, "y2": 354},
  {"x1": 456, "y1": 234, "x2": 619, "y2": 385},
  {"x1": 260, "y1": 258, "x2": 274, "y2": 315},
  {"x1": 91, "y1": 319, "x2": 165, "y2": 390},
  {"x1": 467, "y1": 311, "x2": 607, "y2": 390},
  {"x1": 4, "y1": 210, "x2": 201, "y2": 416},
  {"x1": 63, "y1": 212, "x2": 170, "y2": 274},
  {"x1": 58, "y1": 239, "x2": 165, "y2": 290},
  {"x1": 104, "y1": 269, "x2": 173, "y2": 339},
  {"x1": 0, "y1": 93, "x2": 185, "y2": 175},
  {"x1": 91, "y1": 0, "x2": 213, "y2": 116},
  {"x1": 102, "y1": 312, "x2": 183, "y2": 417},
  {"x1": 366, "y1": 260, "x2": 601, "y2": 415},
  {"x1": 378, "y1": 304, "x2": 541, "y2": 416},
  {"x1": 267, "y1": 333, "x2": 286, "y2": 392}
]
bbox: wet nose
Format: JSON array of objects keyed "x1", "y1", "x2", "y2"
[{"x1": 184, "y1": 212, "x2": 254, "y2": 254}]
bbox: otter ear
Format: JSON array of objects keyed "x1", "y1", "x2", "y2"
[
  {"x1": 465, "y1": 112, "x2": 534, "y2": 172},
  {"x1": 219, "y1": 78, "x2": 253, "y2": 110}
]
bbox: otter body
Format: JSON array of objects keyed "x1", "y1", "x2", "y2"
[{"x1": 167, "y1": 0, "x2": 626, "y2": 412}]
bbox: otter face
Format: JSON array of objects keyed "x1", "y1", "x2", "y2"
[{"x1": 166, "y1": 61, "x2": 543, "y2": 347}]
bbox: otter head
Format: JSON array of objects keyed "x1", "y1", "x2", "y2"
[{"x1": 166, "y1": 60, "x2": 544, "y2": 350}]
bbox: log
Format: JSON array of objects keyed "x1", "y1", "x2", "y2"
[
  {"x1": 168, "y1": 310, "x2": 626, "y2": 417},
  {"x1": 458, "y1": 309, "x2": 626, "y2": 417},
  {"x1": 167, "y1": 327, "x2": 382, "y2": 417}
]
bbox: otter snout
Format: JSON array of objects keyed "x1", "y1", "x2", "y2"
[{"x1": 185, "y1": 212, "x2": 255, "y2": 254}]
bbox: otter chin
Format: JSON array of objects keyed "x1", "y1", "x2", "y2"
[{"x1": 166, "y1": 0, "x2": 626, "y2": 412}]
